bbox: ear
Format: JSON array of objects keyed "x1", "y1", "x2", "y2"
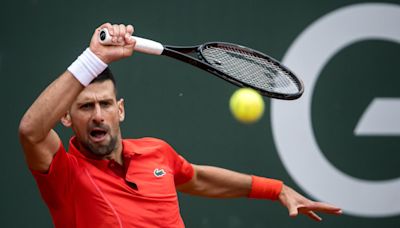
[
  {"x1": 117, "y1": 98, "x2": 125, "y2": 122},
  {"x1": 61, "y1": 112, "x2": 72, "y2": 127}
]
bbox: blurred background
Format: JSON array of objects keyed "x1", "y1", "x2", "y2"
[{"x1": 1, "y1": 0, "x2": 399, "y2": 227}]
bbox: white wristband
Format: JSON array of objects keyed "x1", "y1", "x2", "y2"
[{"x1": 67, "y1": 48, "x2": 108, "y2": 86}]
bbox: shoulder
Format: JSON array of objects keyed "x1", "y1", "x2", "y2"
[{"x1": 122, "y1": 137, "x2": 175, "y2": 155}]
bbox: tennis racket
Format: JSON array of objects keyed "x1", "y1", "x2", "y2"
[{"x1": 99, "y1": 28, "x2": 304, "y2": 100}]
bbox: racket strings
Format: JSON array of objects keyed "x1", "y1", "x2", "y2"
[{"x1": 201, "y1": 45, "x2": 300, "y2": 94}]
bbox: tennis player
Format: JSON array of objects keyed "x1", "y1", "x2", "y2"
[{"x1": 19, "y1": 23, "x2": 342, "y2": 228}]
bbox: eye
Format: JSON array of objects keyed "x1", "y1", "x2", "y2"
[
  {"x1": 100, "y1": 101, "x2": 112, "y2": 108},
  {"x1": 80, "y1": 103, "x2": 93, "y2": 110}
]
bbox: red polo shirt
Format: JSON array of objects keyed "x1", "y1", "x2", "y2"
[{"x1": 31, "y1": 137, "x2": 194, "y2": 228}]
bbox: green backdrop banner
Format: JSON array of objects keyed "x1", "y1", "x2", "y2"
[{"x1": 1, "y1": 0, "x2": 399, "y2": 227}]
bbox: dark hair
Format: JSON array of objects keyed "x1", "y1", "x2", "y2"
[
  {"x1": 91, "y1": 67, "x2": 117, "y2": 94},
  {"x1": 92, "y1": 67, "x2": 115, "y2": 84}
]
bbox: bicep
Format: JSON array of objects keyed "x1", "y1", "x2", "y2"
[
  {"x1": 20, "y1": 129, "x2": 61, "y2": 172},
  {"x1": 176, "y1": 164, "x2": 252, "y2": 198},
  {"x1": 176, "y1": 164, "x2": 200, "y2": 193}
]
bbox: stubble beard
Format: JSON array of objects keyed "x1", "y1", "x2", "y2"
[{"x1": 81, "y1": 134, "x2": 119, "y2": 157}]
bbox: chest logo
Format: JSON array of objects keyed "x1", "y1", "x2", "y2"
[{"x1": 154, "y1": 168, "x2": 166, "y2": 178}]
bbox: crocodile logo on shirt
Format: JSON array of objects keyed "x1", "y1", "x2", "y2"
[{"x1": 153, "y1": 168, "x2": 166, "y2": 178}]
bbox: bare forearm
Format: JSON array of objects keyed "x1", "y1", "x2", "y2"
[
  {"x1": 19, "y1": 71, "x2": 83, "y2": 142},
  {"x1": 178, "y1": 165, "x2": 252, "y2": 198}
]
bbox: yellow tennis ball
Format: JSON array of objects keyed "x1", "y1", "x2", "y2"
[{"x1": 229, "y1": 88, "x2": 265, "y2": 124}]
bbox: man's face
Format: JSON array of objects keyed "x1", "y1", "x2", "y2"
[{"x1": 67, "y1": 80, "x2": 124, "y2": 157}]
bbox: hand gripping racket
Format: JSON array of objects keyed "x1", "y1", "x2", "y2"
[{"x1": 99, "y1": 28, "x2": 304, "y2": 100}]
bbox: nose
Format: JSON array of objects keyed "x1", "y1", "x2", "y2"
[{"x1": 92, "y1": 104, "x2": 104, "y2": 123}]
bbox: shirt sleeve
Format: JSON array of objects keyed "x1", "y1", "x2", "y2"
[
  {"x1": 163, "y1": 142, "x2": 194, "y2": 186},
  {"x1": 173, "y1": 154, "x2": 194, "y2": 186},
  {"x1": 30, "y1": 141, "x2": 76, "y2": 209}
]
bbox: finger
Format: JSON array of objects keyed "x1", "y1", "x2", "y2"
[
  {"x1": 334, "y1": 209, "x2": 343, "y2": 215},
  {"x1": 122, "y1": 35, "x2": 136, "y2": 56},
  {"x1": 126, "y1": 24, "x2": 134, "y2": 36},
  {"x1": 306, "y1": 202, "x2": 342, "y2": 214},
  {"x1": 119, "y1": 24, "x2": 127, "y2": 35},
  {"x1": 118, "y1": 24, "x2": 126, "y2": 43},
  {"x1": 307, "y1": 211, "x2": 322, "y2": 222},
  {"x1": 112, "y1": 24, "x2": 120, "y2": 43},
  {"x1": 124, "y1": 25, "x2": 135, "y2": 45},
  {"x1": 288, "y1": 205, "x2": 299, "y2": 218},
  {"x1": 124, "y1": 33, "x2": 135, "y2": 45}
]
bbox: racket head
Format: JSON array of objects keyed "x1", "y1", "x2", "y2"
[{"x1": 197, "y1": 42, "x2": 304, "y2": 100}]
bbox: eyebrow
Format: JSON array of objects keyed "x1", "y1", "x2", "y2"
[{"x1": 76, "y1": 98, "x2": 115, "y2": 106}]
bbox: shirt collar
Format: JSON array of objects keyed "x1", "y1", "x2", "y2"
[{"x1": 68, "y1": 136, "x2": 142, "y2": 170}]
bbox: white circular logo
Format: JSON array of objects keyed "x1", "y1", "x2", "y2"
[{"x1": 271, "y1": 3, "x2": 400, "y2": 217}]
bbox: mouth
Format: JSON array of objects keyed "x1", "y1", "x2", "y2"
[{"x1": 89, "y1": 128, "x2": 108, "y2": 142}]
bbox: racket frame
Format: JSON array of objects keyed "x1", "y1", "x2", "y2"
[{"x1": 163, "y1": 43, "x2": 304, "y2": 100}]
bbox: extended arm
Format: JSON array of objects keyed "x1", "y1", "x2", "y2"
[
  {"x1": 177, "y1": 165, "x2": 342, "y2": 221},
  {"x1": 177, "y1": 165, "x2": 252, "y2": 198}
]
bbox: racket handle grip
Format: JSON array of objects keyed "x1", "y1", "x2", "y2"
[{"x1": 99, "y1": 28, "x2": 164, "y2": 55}]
